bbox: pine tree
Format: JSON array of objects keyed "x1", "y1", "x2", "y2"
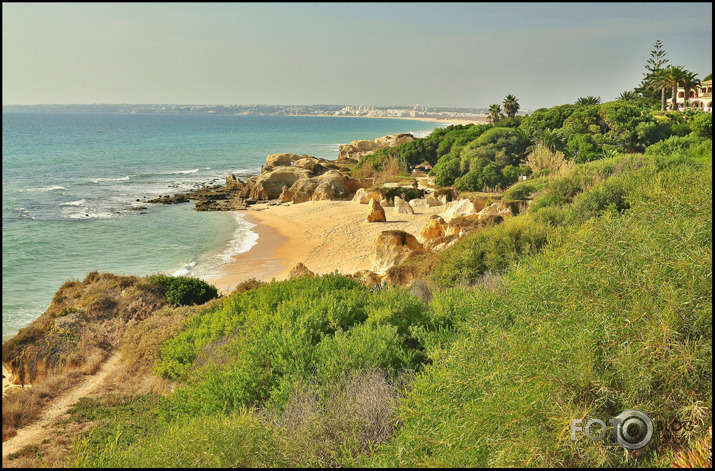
[{"x1": 639, "y1": 40, "x2": 669, "y2": 104}]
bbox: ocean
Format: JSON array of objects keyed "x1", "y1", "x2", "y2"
[{"x1": 2, "y1": 111, "x2": 441, "y2": 337}]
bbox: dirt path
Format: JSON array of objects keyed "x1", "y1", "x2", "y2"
[{"x1": 2, "y1": 353, "x2": 122, "y2": 460}]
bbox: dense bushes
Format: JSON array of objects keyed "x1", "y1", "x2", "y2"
[
  {"x1": 367, "y1": 151, "x2": 712, "y2": 467},
  {"x1": 357, "y1": 99, "x2": 709, "y2": 194},
  {"x1": 147, "y1": 275, "x2": 218, "y2": 306}
]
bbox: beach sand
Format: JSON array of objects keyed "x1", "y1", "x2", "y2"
[{"x1": 204, "y1": 200, "x2": 445, "y2": 293}]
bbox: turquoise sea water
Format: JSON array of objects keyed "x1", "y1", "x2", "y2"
[{"x1": 2, "y1": 112, "x2": 441, "y2": 337}]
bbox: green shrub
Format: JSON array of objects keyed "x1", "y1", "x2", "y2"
[
  {"x1": 431, "y1": 216, "x2": 553, "y2": 288},
  {"x1": 147, "y1": 275, "x2": 218, "y2": 306}
]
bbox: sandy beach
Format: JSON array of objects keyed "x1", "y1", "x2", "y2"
[{"x1": 205, "y1": 200, "x2": 445, "y2": 293}]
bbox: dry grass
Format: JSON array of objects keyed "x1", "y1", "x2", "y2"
[
  {"x1": 526, "y1": 145, "x2": 576, "y2": 177},
  {"x1": 275, "y1": 369, "x2": 409, "y2": 466}
]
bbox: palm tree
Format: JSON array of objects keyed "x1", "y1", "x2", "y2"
[
  {"x1": 663, "y1": 65, "x2": 689, "y2": 111},
  {"x1": 575, "y1": 96, "x2": 601, "y2": 106},
  {"x1": 645, "y1": 68, "x2": 671, "y2": 111},
  {"x1": 487, "y1": 104, "x2": 503, "y2": 124},
  {"x1": 533, "y1": 128, "x2": 563, "y2": 153},
  {"x1": 502, "y1": 94, "x2": 520, "y2": 118},
  {"x1": 681, "y1": 71, "x2": 701, "y2": 110},
  {"x1": 617, "y1": 91, "x2": 639, "y2": 101}
]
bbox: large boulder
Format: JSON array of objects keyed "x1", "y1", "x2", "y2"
[
  {"x1": 367, "y1": 198, "x2": 386, "y2": 222},
  {"x1": 408, "y1": 198, "x2": 429, "y2": 212},
  {"x1": 393, "y1": 196, "x2": 414, "y2": 214},
  {"x1": 312, "y1": 181, "x2": 338, "y2": 201},
  {"x1": 353, "y1": 188, "x2": 382, "y2": 204},
  {"x1": 370, "y1": 230, "x2": 425, "y2": 274},
  {"x1": 374, "y1": 133, "x2": 414, "y2": 148},
  {"x1": 338, "y1": 139, "x2": 381, "y2": 161},
  {"x1": 338, "y1": 133, "x2": 414, "y2": 162},
  {"x1": 250, "y1": 167, "x2": 311, "y2": 200},
  {"x1": 419, "y1": 215, "x2": 447, "y2": 242},
  {"x1": 266, "y1": 153, "x2": 299, "y2": 170},
  {"x1": 442, "y1": 198, "x2": 480, "y2": 222}
]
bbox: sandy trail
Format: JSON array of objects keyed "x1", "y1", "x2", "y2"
[{"x1": 2, "y1": 353, "x2": 122, "y2": 460}]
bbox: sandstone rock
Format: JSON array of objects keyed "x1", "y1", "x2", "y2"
[
  {"x1": 289, "y1": 178, "x2": 319, "y2": 196},
  {"x1": 425, "y1": 194, "x2": 444, "y2": 207},
  {"x1": 442, "y1": 198, "x2": 479, "y2": 222},
  {"x1": 338, "y1": 139, "x2": 381, "y2": 161},
  {"x1": 278, "y1": 185, "x2": 293, "y2": 203},
  {"x1": 289, "y1": 262, "x2": 315, "y2": 279},
  {"x1": 353, "y1": 188, "x2": 382, "y2": 204},
  {"x1": 291, "y1": 191, "x2": 311, "y2": 204},
  {"x1": 408, "y1": 198, "x2": 429, "y2": 212},
  {"x1": 374, "y1": 133, "x2": 414, "y2": 148},
  {"x1": 370, "y1": 230, "x2": 424, "y2": 274},
  {"x1": 338, "y1": 133, "x2": 414, "y2": 162},
  {"x1": 345, "y1": 177, "x2": 372, "y2": 193},
  {"x1": 380, "y1": 198, "x2": 393, "y2": 207},
  {"x1": 250, "y1": 167, "x2": 311, "y2": 200},
  {"x1": 226, "y1": 173, "x2": 246, "y2": 191},
  {"x1": 367, "y1": 198, "x2": 386, "y2": 222},
  {"x1": 393, "y1": 196, "x2": 414, "y2": 214},
  {"x1": 419, "y1": 215, "x2": 447, "y2": 242},
  {"x1": 312, "y1": 181, "x2": 337, "y2": 201},
  {"x1": 266, "y1": 153, "x2": 299, "y2": 170},
  {"x1": 351, "y1": 269, "x2": 383, "y2": 287},
  {"x1": 478, "y1": 201, "x2": 513, "y2": 220},
  {"x1": 352, "y1": 188, "x2": 368, "y2": 203},
  {"x1": 428, "y1": 234, "x2": 461, "y2": 252}
]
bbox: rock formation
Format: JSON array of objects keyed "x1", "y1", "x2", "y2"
[
  {"x1": 289, "y1": 262, "x2": 316, "y2": 278},
  {"x1": 338, "y1": 133, "x2": 414, "y2": 162},
  {"x1": 370, "y1": 230, "x2": 425, "y2": 274},
  {"x1": 419, "y1": 215, "x2": 447, "y2": 242},
  {"x1": 366, "y1": 198, "x2": 386, "y2": 222},
  {"x1": 393, "y1": 196, "x2": 414, "y2": 214}
]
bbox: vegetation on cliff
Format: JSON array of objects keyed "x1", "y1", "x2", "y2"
[{"x1": 3, "y1": 46, "x2": 712, "y2": 466}]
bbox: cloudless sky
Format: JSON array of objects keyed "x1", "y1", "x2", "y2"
[{"x1": 2, "y1": 2, "x2": 712, "y2": 109}]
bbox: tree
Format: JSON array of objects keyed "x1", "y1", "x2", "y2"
[
  {"x1": 503, "y1": 94, "x2": 520, "y2": 119},
  {"x1": 617, "y1": 91, "x2": 639, "y2": 101},
  {"x1": 681, "y1": 71, "x2": 701, "y2": 110},
  {"x1": 663, "y1": 65, "x2": 689, "y2": 111},
  {"x1": 640, "y1": 40, "x2": 669, "y2": 104},
  {"x1": 487, "y1": 103, "x2": 503, "y2": 124},
  {"x1": 576, "y1": 96, "x2": 601, "y2": 106},
  {"x1": 645, "y1": 68, "x2": 671, "y2": 111}
]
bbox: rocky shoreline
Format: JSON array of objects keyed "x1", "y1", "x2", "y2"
[
  {"x1": 146, "y1": 131, "x2": 527, "y2": 289},
  {"x1": 147, "y1": 133, "x2": 415, "y2": 211}
]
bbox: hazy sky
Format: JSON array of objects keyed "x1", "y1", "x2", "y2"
[{"x1": 2, "y1": 3, "x2": 712, "y2": 109}]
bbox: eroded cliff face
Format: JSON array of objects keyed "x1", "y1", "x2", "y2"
[{"x1": 2, "y1": 273, "x2": 167, "y2": 386}]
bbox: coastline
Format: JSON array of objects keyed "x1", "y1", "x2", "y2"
[
  {"x1": 287, "y1": 113, "x2": 488, "y2": 126},
  {"x1": 204, "y1": 200, "x2": 445, "y2": 293}
]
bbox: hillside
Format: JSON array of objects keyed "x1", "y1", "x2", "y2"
[{"x1": 2, "y1": 99, "x2": 711, "y2": 468}]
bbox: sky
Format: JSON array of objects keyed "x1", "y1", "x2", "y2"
[{"x1": 2, "y1": 2, "x2": 712, "y2": 110}]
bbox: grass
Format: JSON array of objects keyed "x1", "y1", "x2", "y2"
[
  {"x1": 20, "y1": 143, "x2": 712, "y2": 468},
  {"x1": 365, "y1": 153, "x2": 712, "y2": 467}
]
